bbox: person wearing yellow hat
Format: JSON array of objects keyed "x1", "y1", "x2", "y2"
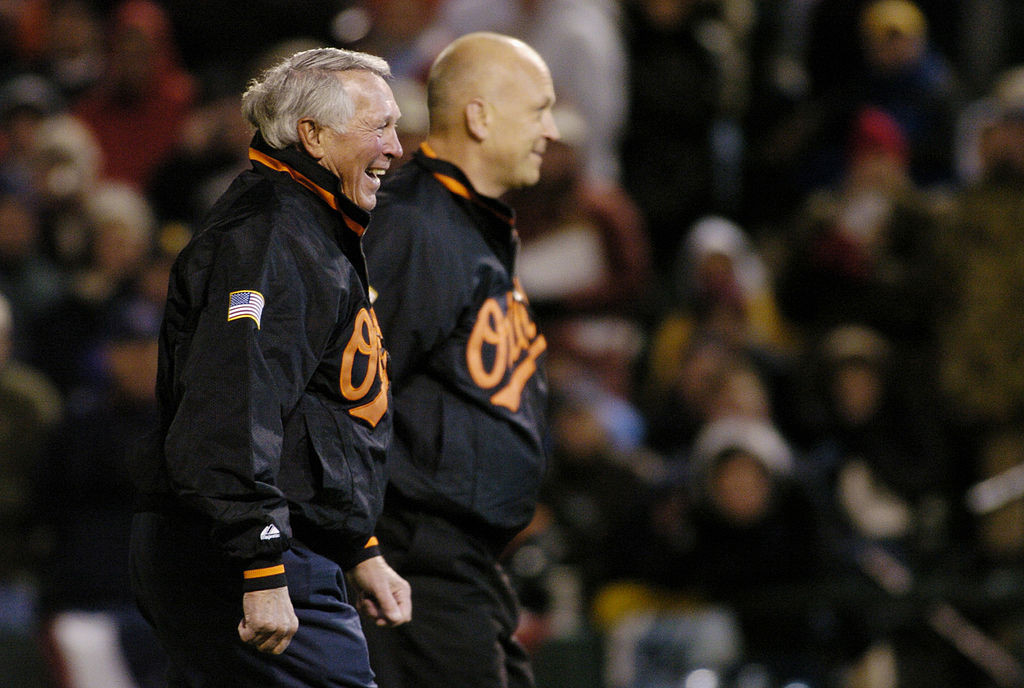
[
  {"x1": 860, "y1": 0, "x2": 928, "y2": 73},
  {"x1": 862, "y1": 0, "x2": 927, "y2": 39}
]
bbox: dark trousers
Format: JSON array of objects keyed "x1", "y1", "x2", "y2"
[
  {"x1": 130, "y1": 512, "x2": 375, "y2": 688},
  {"x1": 362, "y1": 510, "x2": 534, "y2": 688}
]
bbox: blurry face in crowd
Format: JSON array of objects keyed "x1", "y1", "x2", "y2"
[
  {"x1": 315, "y1": 71, "x2": 402, "y2": 211},
  {"x1": 710, "y1": 450, "x2": 773, "y2": 526},
  {"x1": 110, "y1": 27, "x2": 157, "y2": 95},
  {"x1": 92, "y1": 220, "x2": 151, "y2": 278},
  {"x1": 832, "y1": 361, "x2": 884, "y2": 426},
  {"x1": 481, "y1": 55, "x2": 559, "y2": 195},
  {"x1": 0, "y1": 195, "x2": 39, "y2": 260},
  {"x1": 46, "y1": 0, "x2": 104, "y2": 92},
  {"x1": 706, "y1": 366, "x2": 772, "y2": 422},
  {"x1": 107, "y1": 338, "x2": 159, "y2": 402},
  {"x1": 553, "y1": 403, "x2": 610, "y2": 462},
  {"x1": 3, "y1": 108, "x2": 45, "y2": 156},
  {"x1": 864, "y1": 28, "x2": 925, "y2": 73},
  {"x1": 980, "y1": 118, "x2": 1024, "y2": 182}
]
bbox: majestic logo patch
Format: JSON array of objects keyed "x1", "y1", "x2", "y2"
[
  {"x1": 228, "y1": 290, "x2": 266, "y2": 329},
  {"x1": 259, "y1": 524, "x2": 281, "y2": 541}
]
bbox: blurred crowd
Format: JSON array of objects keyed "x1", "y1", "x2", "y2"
[{"x1": 3, "y1": 0, "x2": 1024, "y2": 687}]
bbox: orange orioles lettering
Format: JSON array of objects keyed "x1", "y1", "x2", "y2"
[
  {"x1": 466, "y1": 286, "x2": 546, "y2": 412},
  {"x1": 340, "y1": 307, "x2": 389, "y2": 426}
]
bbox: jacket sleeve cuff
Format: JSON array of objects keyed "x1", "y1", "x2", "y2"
[
  {"x1": 241, "y1": 559, "x2": 288, "y2": 592},
  {"x1": 338, "y1": 536, "x2": 381, "y2": 570}
]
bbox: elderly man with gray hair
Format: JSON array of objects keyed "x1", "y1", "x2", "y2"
[{"x1": 129, "y1": 47, "x2": 409, "y2": 687}]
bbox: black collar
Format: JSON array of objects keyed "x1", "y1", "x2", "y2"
[
  {"x1": 413, "y1": 142, "x2": 519, "y2": 273},
  {"x1": 248, "y1": 132, "x2": 370, "y2": 236},
  {"x1": 414, "y1": 143, "x2": 516, "y2": 229}
]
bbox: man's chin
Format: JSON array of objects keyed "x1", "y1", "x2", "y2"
[
  {"x1": 520, "y1": 170, "x2": 542, "y2": 188},
  {"x1": 344, "y1": 189, "x2": 377, "y2": 212}
]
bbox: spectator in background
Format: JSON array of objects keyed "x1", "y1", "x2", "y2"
[
  {"x1": 792, "y1": 324, "x2": 955, "y2": 557},
  {"x1": 945, "y1": 81, "x2": 1024, "y2": 649},
  {"x1": 0, "y1": 291, "x2": 62, "y2": 635},
  {"x1": 506, "y1": 355, "x2": 655, "y2": 659},
  {"x1": 0, "y1": 72, "x2": 64, "y2": 195},
  {"x1": 937, "y1": 69, "x2": 1024, "y2": 568},
  {"x1": 788, "y1": 323, "x2": 982, "y2": 687},
  {"x1": 75, "y1": 183, "x2": 155, "y2": 310},
  {"x1": 671, "y1": 215, "x2": 792, "y2": 355},
  {"x1": 856, "y1": 0, "x2": 962, "y2": 187},
  {"x1": 340, "y1": 0, "x2": 449, "y2": 82},
  {"x1": 0, "y1": 192, "x2": 65, "y2": 358},
  {"x1": 35, "y1": 0, "x2": 105, "y2": 101},
  {"x1": 959, "y1": 0, "x2": 1024, "y2": 98},
  {"x1": 34, "y1": 301, "x2": 167, "y2": 688},
  {"x1": 775, "y1": 105, "x2": 948, "y2": 367},
  {"x1": 641, "y1": 335, "x2": 751, "y2": 457},
  {"x1": 31, "y1": 182, "x2": 155, "y2": 394},
  {"x1": 599, "y1": 416, "x2": 828, "y2": 687},
  {"x1": 803, "y1": 0, "x2": 959, "y2": 105},
  {"x1": 0, "y1": 0, "x2": 48, "y2": 78},
  {"x1": 640, "y1": 215, "x2": 795, "y2": 453},
  {"x1": 159, "y1": 0, "x2": 342, "y2": 80},
  {"x1": 72, "y1": 0, "x2": 196, "y2": 188},
  {"x1": 619, "y1": 0, "x2": 721, "y2": 277},
  {"x1": 147, "y1": 68, "x2": 253, "y2": 227},
  {"x1": 741, "y1": 0, "x2": 829, "y2": 230},
  {"x1": 750, "y1": 0, "x2": 960, "y2": 229},
  {"x1": 27, "y1": 112, "x2": 102, "y2": 271}
]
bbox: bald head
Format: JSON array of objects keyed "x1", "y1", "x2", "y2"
[
  {"x1": 427, "y1": 32, "x2": 548, "y2": 134},
  {"x1": 424, "y1": 32, "x2": 559, "y2": 197}
]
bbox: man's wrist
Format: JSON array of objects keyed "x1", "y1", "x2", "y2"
[{"x1": 242, "y1": 560, "x2": 287, "y2": 592}]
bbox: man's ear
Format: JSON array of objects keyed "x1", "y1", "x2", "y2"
[
  {"x1": 465, "y1": 98, "x2": 489, "y2": 142},
  {"x1": 297, "y1": 118, "x2": 325, "y2": 160}
]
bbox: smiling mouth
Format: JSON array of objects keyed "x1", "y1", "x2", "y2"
[{"x1": 365, "y1": 166, "x2": 387, "y2": 182}]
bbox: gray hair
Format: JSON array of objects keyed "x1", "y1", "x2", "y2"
[{"x1": 241, "y1": 47, "x2": 391, "y2": 150}]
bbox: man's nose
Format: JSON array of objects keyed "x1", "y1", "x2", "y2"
[
  {"x1": 543, "y1": 110, "x2": 560, "y2": 142},
  {"x1": 384, "y1": 128, "x2": 403, "y2": 159}
]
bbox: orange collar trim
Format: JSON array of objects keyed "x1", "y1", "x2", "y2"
[
  {"x1": 249, "y1": 148, "x2": 365, "y2": 237},
  {"x1": 419, "y1": 141, "x2": 439, "y2": 159},
  {"x1": 420, "y1": 142, "x2": 472, "y2": 201}
]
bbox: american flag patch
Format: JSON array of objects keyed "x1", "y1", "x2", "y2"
[{"x1": 227, "y1": 290, "x2": 265, "y2": 328}]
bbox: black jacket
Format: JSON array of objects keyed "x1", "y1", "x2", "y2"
[
  {"x1": 133, "y1": 134, "x2": 391, "y2": 589},
  {"x1": 364, "y1": 145, "x2": 549, "y2": 549}
]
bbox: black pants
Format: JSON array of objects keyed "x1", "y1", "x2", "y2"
[
  {"x1": 130, "y1": 512, "x2": 376, "y2": 688},
  {"x1": 362, "y1": 510, "x2": 534, "y2": 688}
]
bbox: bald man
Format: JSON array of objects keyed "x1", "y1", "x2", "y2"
[{"x1": 362, "y1": 33, "x2": 559, "y2": 688}]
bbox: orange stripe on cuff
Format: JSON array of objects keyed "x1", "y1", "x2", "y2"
[
  {"x1": 243, "y1": 564, "x2": 286, "y2": 579},
  {"x1": 364, "y1": 536, "x2": 379, "y2": 548}
]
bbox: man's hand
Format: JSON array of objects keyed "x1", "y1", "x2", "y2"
[
  {"x1": 346, "y1": 555, "x2": 412, "y2": 627},
  {"x1": 238, "y1": 586, "x2": 299, "y2": 654}
]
